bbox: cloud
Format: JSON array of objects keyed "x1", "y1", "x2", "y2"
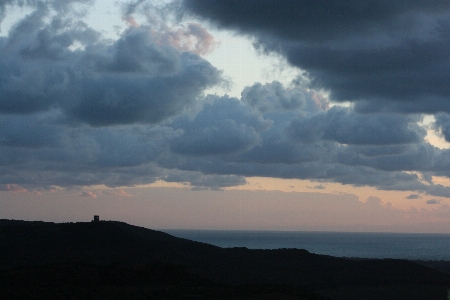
[
  {"x1": 170, "y1": 95, "x2": 270, "y2": 156},
  {"x1": 183, "y1": 0, "x2": 450, "y2": 114},
  {"x1": 241, "y1": 81, "x2": 327, "y2": 114},
  {"x1": 0, "y1": 1, "x2": 236, "y2": 190},
  {"x1": 157, "y1": 22, "x2": 220, "y2": 56},
  {"x1": 0, "y1": 0, "x2": 14, "y2": 27},
  {"x1": 122, "y1": 1, "x2": 219, "y2": 55},
  {"x1": 159, "y1": 81, "x2": 450, "y2": 198},
  {"x1": 116, "y1": 189, "x2": 133, "y2": 197},
  {"x1": 287, "y1": 106, "x2": 425, "y2": 145},
  {"x1": 68, "y1": 34, "x2": 221, "y2": 126},
  {"x1": 2, "y1": 0, "x2": 450, "y2": 200},
  {"x1": 0, "y1": 113, "x2": 63, "y2": 149},
  {"x1": 164, "y1": 170, "x2": 247, "y2": 191},
  {"x1": 426, "y1": 199, "x2": 441, "y2": 205},
  {"x1": 0, "y1": 2, "x2": 222, "y2": 126},
  {"x1": 78, "y1": 191, "x2": 97, "y2": 198},
  {"x1": 101, "y1": 189, "x2": 133, "y2": 197},
  {"x1": 190, "y1": 185, "x2": 223, "y2": 191},
  {"x1": 1, "y1": 64, "x2": 449, "y2": 198},
  {"x1": 406, "y1": 194, "x2": 421, "y2": 200},
  {"x1": 0, "y1": 184, "x2": 28, "y2": 193},
  {"x1": 123, "y1": 15, "x2": 140, "y2": 28},
  {"x1": 308, "y1": 184, "x2": 326, "y2": 190},
  {"x1": 433, "y1": 113, "x2": 450, "y2": 142}
]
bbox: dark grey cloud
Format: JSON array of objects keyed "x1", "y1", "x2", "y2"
[
  {"x1": 183, "y1": 1, "x2": 450, "y2": 42},
  {"x1": 433, "y1": 113, "x2": 450, "y2": 142},
  {"x1": 183, "y1": 0, "x2": 450, "y2": 114},
  {"x1": 70, "y1": 50, "x2": 220, "y2": 126},
  {"x1": 0, "y1": 0, "x2": 14, "y2": 26},
  {"x1": 0, "y1": 0, "x2": 227, "y2": 190},
  {"x1": 170, "y1": 95, "x2": 270, "y2": 156},
  {"x1": 0, "y1": 2, "x2": 221, "y2": 126},
  {"x1": 308, "y1": 184, "x2": 325, "y2": 190},
  {"x1": 78, "y1": 191, "x2": 97, "y2": 198},
  {"x1": 0, "y1": 113, "x2": 62, "y2": 148},
  {"x1": 1, "y1": 65, "x2": 449, "y2": 197},
  {"x1": 3, "y1": 0, "x2": 450, "y2": 199},
  {"x1": 406, "y1": 194, "x2": 421, "y2": 200},
  {"x1": 164, "y1": 171, "x2": 246, "y2": 191},
  {"x1": 159, "y1": 81, "x2": 450, "y2": 198},
  {"x1": 336, "y1": 143, "x2": 447, "y2": 173},
  {"x1": 241, "y1": 81, "x2": 327, "y2": 114},
  {"x1": 288, "y1": 106, "x2": 425, "y2": 145},
  {"x1": 0, "y1": 183, "x2": 27, "y2": 192},
  {"x1": 426, "y1": 199, "x2": 441, "y2": 205}
]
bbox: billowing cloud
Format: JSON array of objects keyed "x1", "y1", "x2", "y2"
[
  {"x1": 287, "y1": 106, "x2": 425, "y2": 145},
  {"x1": 164, "y1": 170, "x2": 247, "y2": 191},
  {"x1": 161, "y1": 80, "x2": 450, "y2": 198},
  {"x1": 0, "y1": 183, "x2": 27, "y2": 193},
  {"x1": 308, "y1": 184, "x2": 326, "y2": 190},
  {"x1": 0, "y1": 0, "x2": 14, "y2": 26},
  {"x1": 433, "y1": 113, "x2": 450, "y2": 142},
  {"x1": 426, "y1": 199, "x2": 441, "y2": 205},
  {"x1": 78, "y1": 191, "x2": 97, "y2": 198},
  {"x1": 0, "y1": 0, "x2": 233, "y2": 191},
  {"x1": 0, "y1": 1, "x2": 221, "y2": 126},
  {"x1": 241, "y1": 81, "x2": 327, "y2": 114},
  {"x1": 2, "y1": 0, "x2": 450, "y2": 200},
  {"x1": 101, "y1": 189, "x2": 133, "y2": 197},
  {"x1": 170, "y1": 95, "x2": 271, "y2": 156},
  {"x1": 183, "y1": 0, "x2": 450, "y2": 114},
  {"x1": 157, "y1": 22, "x2": 220, "y2": 56}
]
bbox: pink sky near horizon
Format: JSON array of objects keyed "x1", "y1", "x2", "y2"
[{"x1": 2, "y1": 179, "x2": 450, "y2": 233}]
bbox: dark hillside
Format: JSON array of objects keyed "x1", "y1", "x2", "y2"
[{"x1": 1, "y1": 219, "x2": 449, "y2": 299}]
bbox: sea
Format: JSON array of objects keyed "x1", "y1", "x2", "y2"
[{"x1": 163, "y1": 230, "x2": 450, "y2": 261}]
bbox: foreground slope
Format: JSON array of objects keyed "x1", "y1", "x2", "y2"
[{"x1": 1, "y1": 220, "x2": 449, "y2": 299}]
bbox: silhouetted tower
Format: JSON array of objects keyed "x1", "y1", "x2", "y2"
[{"x1": 93, "y1": 215, "x2": 99, "y2": 222}]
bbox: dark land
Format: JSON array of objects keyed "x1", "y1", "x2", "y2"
[{"x1": 1, "y1": 219, "x2": 450, "y2": 299}]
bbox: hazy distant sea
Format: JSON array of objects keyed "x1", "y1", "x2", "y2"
[{"x1": 163, "y1": 230, "x2": 450, "y2": 261}]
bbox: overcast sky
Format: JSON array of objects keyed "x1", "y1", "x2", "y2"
[{"x1": 1, "y1": 0, "x2": 450, "y2": 232}]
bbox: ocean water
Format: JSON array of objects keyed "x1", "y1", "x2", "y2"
[{"x1": 163, "y1": 230, "x2": 450, "y2": 261}]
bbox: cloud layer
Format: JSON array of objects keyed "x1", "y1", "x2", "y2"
[
  {"x1": 183, "y1": 0, "x2": 450, "y2": 114},
  {"x1": 1, "y1": 0, "x2": 450, "y2": 199}
]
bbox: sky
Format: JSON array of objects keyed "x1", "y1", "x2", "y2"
[{"x1": 2, "y1": 0, "x2": 450, "y2": 232}]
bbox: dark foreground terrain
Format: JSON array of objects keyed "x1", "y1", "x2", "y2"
[{"x1": 1, "y1": 220, "x2": 450, "y2": 299}]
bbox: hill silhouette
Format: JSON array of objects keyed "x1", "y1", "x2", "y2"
[{"x1": 1, "y1": 219, "x2": 450, "y2": 299}]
